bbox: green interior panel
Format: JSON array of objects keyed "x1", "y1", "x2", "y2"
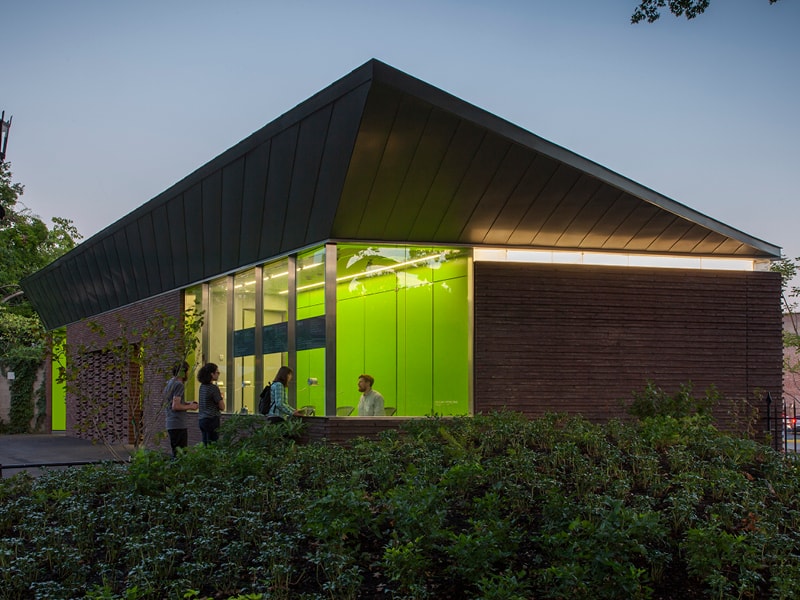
[
  {"x1": 433, "y1": 253, "x2": 469, "y2": 281},
  {"x1": 363, "y1": 290, "x2": 397, "y2": 413},
  {"x1": 402, "y1": 283, "x2": 434, "y2": 415},
  {"x1": 51, "y1": 332, "x2": 66, "y2": 431},
  {"x1": 296, "y1": 348, "x2": 325, "y2": 414},
  {"x1": 433, "y1": 276, "x2": 469, "y2": 415},
  {"x1": 336, "y1": 295, "x2": 366, "y2": 405},
  {"x1": 193, "y1": 244, "x2": 469, "y2": 419},
  {"x1": 334, "y1": 244, "x2": 469, "y2": 417},
  {"x1": 298, "y1": 288, "x2": 324, "y2": 318}
]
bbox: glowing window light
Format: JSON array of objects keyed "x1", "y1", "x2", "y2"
[
  {"x1": 473, "y1": 248, "x2": 755, "y2": 271},
  {"x1": 263, "y1": 271, "x2": 289, "y2": 280},
  {"x1": 282, "y1": 252, "x2": 450, "y2": 294}
]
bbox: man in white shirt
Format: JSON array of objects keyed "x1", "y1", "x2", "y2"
[{"x1": 357, "y1": 374, "x2": 385, "y2": 416}]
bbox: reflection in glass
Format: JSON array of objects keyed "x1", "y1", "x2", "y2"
[
  {"x1": 336, "y1": 245, "x2": 469, "y2": 417},
  {"x1": 263, "y1": 259, "x2": 289, "y2": 394},
  {"x1": 234, "y1": 269, "x2": 256, "y2": 414},
  {"x1": 296, "y1": 247, "x2": 326, "y2": 413},
  {"x1": 208, "y1": 277, "x2": 229, "y2": 411},
  {"x1": 183, "y1": 285, "x2": 203, "y2": 403}
]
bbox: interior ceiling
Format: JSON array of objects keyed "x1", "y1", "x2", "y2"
[{"x1": 21, "y1": 59, "x2": 780, "y2": 331}]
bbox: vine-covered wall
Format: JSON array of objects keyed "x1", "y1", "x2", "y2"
[{"x1": 0, "y1": 361, "x2": 47, "y2": 433}]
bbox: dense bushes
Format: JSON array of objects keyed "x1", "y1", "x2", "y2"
[{"x1": 1, "y1": 411, "x2": 800, "y2": 599}]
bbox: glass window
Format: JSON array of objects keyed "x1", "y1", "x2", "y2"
[
  {"x1": 183, "y1": 285, "x2": 204, "y2": 403},
  {"x1": 208, "y1": 276, "x2": 229, "y2": 411},
  {"x1": 263, "y1": 259, "x2": 289, "y2": 391},
  {"x1": 233, "y1": 269, "x2": 257, "y2": 414},
  {"x1": 336, "y1": 245, "x2": 470, "y2": 417},
  {"x1": 296, "y1": 247, "x2": 326, "y2": 414}
]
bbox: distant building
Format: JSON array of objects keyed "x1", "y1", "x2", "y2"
[{"x1": 21, "y1": 60, "x2": 784, "y2": 449}]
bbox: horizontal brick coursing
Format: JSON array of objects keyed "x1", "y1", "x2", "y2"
[
  {"x1": 298, "y1": 416, "x2": 407, "y2": 445},
  {"x1": 474, "y1": 262, "x2": 783, "y2": 441}
]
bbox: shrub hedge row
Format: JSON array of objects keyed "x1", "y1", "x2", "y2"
[{"x1": 1, "y1": 410, "x2": 799, "y2": 599}]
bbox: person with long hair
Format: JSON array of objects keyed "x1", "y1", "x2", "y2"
[
  {"x1": 197, "y1": 362, "x2": 225, "y2": 444},
  {"x1": 266, "y1": 365, "x2": 301, "y2": 424}
]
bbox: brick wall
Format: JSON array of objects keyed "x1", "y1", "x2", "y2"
[
  {"x1": 66, "y1": 292, "x2": 183, "y2": 448},
  {"x1": 474, "y1": 262, "x2": 783, "y2": 440},
  {"x1": 64, "y1": 263, "x2": 783, "y2": 449}
]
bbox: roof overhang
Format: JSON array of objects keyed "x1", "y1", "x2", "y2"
[{"x1": 21, "y1": 59, "x2": 781, "y2": 330}]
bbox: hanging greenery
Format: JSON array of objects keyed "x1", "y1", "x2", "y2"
[{"x1": 0, "y1": 305, "x2": 46, "y2": 433}]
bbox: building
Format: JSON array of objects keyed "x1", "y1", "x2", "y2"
[{"x1": 21, "y1": 60, "x2": 784, "y2": 449}]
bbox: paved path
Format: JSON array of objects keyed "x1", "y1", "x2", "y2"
[{"x1": 0, "y1": 433, "x2": 134, "y2": 478}]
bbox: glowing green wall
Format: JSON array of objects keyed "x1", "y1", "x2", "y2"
[
  {"x1": 51, "y1": 332, "x2": 66, "y2": 430},
  {"x1": 336, "y1": 247, "x2": 469, "y2": 416},
  {"x1": 197, "y1": 245, "x2": 470, "y2": 418}
]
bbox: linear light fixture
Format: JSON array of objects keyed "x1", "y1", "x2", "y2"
[
  {"x1": 473, "y1": 248, "x2": 760, "y2": 272},
  {"x1": 284, "y1": 251, "x2": 450, "y2": 294}
]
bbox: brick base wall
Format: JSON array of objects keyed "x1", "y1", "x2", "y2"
[
  {"x1": 63, "y1": 263, "x2": 784, "y2": 449},
  {"x1": 474, "y1": 262, "x2": 783, "y2": 441},
  {"x1": 66, "y1": 293, "x2": 183, "y2": 447}
]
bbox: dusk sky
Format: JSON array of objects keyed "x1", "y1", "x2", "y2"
[{"x1": 4, "y1": 1, "x2": 799, "y2": 266}]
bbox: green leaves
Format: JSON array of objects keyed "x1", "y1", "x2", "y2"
[
  {"x1": 631, "y1": 0, "x2": 781, "y2": 25},
  {"x1": 2, "y1": 408, "x2": 800, "y2": 598}
]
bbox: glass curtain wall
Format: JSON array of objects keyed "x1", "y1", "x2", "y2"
[
  {"x1": 336, "y1": 245, "x2": 470, "y2": 416},
  {"x1": 186, "y1": 244, "x2": 470, "y2": 418},
  {"x1": 296, "y1": 248, "x2": 327, "y2": 415},
  {"x1": 208, "y1": 277, "x2": 229, "y2": 411},
  {"x1": 263, "y1": 259, "x2": 289, "y2": 396},
  {"x1": 233, "y1": 269, "x2": 257, "y2": 414}
]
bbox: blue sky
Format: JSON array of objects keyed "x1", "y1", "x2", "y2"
[{"x1": 4, "y1": 0, "x2": 799, "y2": 265}]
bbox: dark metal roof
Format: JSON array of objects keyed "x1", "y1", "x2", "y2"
[{"x1": 21, "y1": 59, "x2": 781, "y2": 330}]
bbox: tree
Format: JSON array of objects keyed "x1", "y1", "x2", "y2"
[
  {"x1": 0, "y1": 161, "x2": 81, "y2": 318},
  {"x1": 632, "y1": 0, "x2": 781, "y2": 24},
  {"x1": 771, "y1": 257, "x2": 800, "y2": 420},
  {"x1": 0, "y1": 160, "x2": 82, "y2": 432}
]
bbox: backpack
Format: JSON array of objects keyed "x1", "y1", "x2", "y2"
[{"x1": 258, "y1": 382, "x2": 273, "y2": 415}]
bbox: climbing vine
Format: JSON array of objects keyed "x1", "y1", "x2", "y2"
[{"x1": 0, "y1": 304, "x2": 46, "y2": 433}]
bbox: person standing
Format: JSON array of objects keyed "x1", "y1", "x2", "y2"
[
  {"x1": 197, "y1": 362, "x2": 225, "y2": 444},
  {"x1": 357, "y1": 374, "x2": 385, "y2": 416},
  {"x1": 266, "y1": 366, "x2": 301, "y2": 424},
  {"x1": 163, "y1": 361, "x2": 199, "y2": 456}
]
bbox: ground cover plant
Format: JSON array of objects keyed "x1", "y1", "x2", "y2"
[{"x1": 1, "y1": 400, "x2": 800, "y2": 599}]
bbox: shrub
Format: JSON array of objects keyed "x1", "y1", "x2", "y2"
[{"x1": 2, "y1": 405, "x2": 800, "y2": 599}]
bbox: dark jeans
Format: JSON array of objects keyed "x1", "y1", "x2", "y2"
[
  {"x1": 167, "y1": 428, "x2": 189, "y2": 456},
  {"x1": 198, "y1": 416, "x2": 220, "y2": 445}
]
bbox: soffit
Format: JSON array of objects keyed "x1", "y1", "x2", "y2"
[{"x1": 335, "y1": 62, "x2": 779, "y2": 260}]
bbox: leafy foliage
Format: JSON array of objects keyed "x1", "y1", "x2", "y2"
[
  {"x1": 627, "y1": 380, "x2": 718, "y2": 420},
  {"x1": 1, "y1": 408, "x2": 799, "y2": 599},
  {"x1": 0, "y1": 161, "x2": 81, "y2": 319},
  {"x1": 631, "y1": 0, "x2": 781, "y2": 24},
  {"x1": 0, "y1": 160, "x2": 81, "y2": 433},
  {"x1": 773, "y1": 257, "x2": 800, "y2": 417}
]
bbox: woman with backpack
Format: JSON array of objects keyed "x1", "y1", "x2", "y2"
[{"x1": 266, "y1": 365, "x2": 301, "y2": 424}]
